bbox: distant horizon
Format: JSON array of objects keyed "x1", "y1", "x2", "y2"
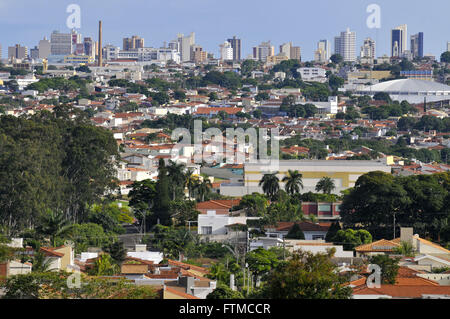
[{"x1": 0, "y1": 0, "x2": 449, "y2": 61}]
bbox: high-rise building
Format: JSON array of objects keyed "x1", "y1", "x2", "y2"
[
  {"x1": 391, "y1": 24, "x2": 407, "y2": 57},
  {"x1": 360, "y1": 38, "x2": 376, "y2": 58},
  {"x1": 279, "y1": 42, "x2": 292, "y2": 59},
  {"x1": 193, "y1": 46, "x2": 207, "y2": 64},
  {"x1": 83, "y1": 37, "x2": 94, "y2": 57},
  {"x1": 30, "y1": 46, "x2": 39, "y2": 60},
  {"x1": 8, "y1": 44, "x2": 28, "y2": 60},
  {"x1": 447, "y1": 42, "x2": 450, "y2": 52},
  {"x1": 410, "y1": 32, "x2": 424, "y2": 59},
  {"x1": 334, "y1": 28, "x2": 356, "y2": 62},
  {"x1": 290, "y1": 46, "x2": 301, "y2": 61},
  {"x1": 227, "y1": 36, "x2": 241, "y2": 61},
  {"x1": 177, "y1": 32, "x2": 195, "y2": 62},
  {"x1": 51, "y1": 31, "x2": 72, "y2": 56},
  {"x1": 123, "y1": 35, "x2": 144, "y2": 51},
  {"x1": 38, "y1": 37, "x2": 51, "y2": 59},
  {"x1": 219, "y1": 41, "x2": 233, "y2": 61},
  {"x1": 253, "y1": 41, "x2": 274, "y2": 62},
  {"x1": 315, "y1": 40, "x2": 330, "y2": 63}
]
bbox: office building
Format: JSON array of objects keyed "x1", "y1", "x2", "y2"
[
  {"x1": 278, "y1": 42, "x2": 301, "y2": 61},
  {"x1": 51, "y1": 31, "x2": 72, "y2": 56},
  {"x1": 279, "y1": 42, "x2": 292, "y2": 59},
  {"x1": 253, "y1": 41, "x2": 275, "y2": 62},
  {"x1": 334, "y1": 28, "x2": 356, "y2": 62},
  {"x1": 30, "y1": 46, "x2": 39, "y2": 60},
  {"x1": 193, "y1": 46, "x2": 208, "y2": 64},
  {"x1": 447, "y1": 42, "x2": 450, "y2": 52},
  {"x1": 83, "y1": 37, "x2": 95, "y2": 57},
  {"x1": 410, "y1": 32, "x2": 424, "y2": 59},
  {"x1": 177, "y1": 32, "x2": 195, "y2": 62},
  {"x1": 8, "y1": 44, "x2": 28, "y2": 60},
  {"x1": 391, "y1": 24, "x2": 407, "y2": 57},
  {"x1": 123, "y1": 35, "x2": 144, "y2": 51},
  {"x1": 38, "y1": 37, "x2": 51, "y2": 59},
  {"x1": 219, "y1": 41, "x2": 233, "y2": 61},
  {"x1": 227, "y1": 36, "x2": 241, "y2": 61}
]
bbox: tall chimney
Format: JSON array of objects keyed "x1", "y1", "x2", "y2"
[{"x1": 98, "y1": 20, "x2": 103, "y2": 67}]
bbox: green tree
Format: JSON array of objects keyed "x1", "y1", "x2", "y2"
[
  {"x1": 261, "y1": 250, "x2": 352, "y2": 299},
  {"x1": 206, "y1": 284, "x2": 244, "y2": 299},
  {"x1": 103, "y1": 241, "x2": 127, "y2": 266},
  {"x1": 36, "y1": 210, "x2": 73, "y2": 247},
  {"x1": 154, "y1": 159, "x2": 171, "y2": 225},
  {"x1": 89, "y1": 254, "x2": 119, "y2": 276},
  {"x1": 282, "y1": 170, "x2": 304, "y2": 195},
  {"x1": 440, "y1": 51, "x2": 450, "y2": 63},
  {"x1": 332, "y1": 229, "x2": 372, "y2": 251},
  {"x1": 368, "y1": 255, "x2": 400, "y2": 284},
  {"x1": 315, "y1": 177, "x2": 336, "y2": 194},
  {"x1": 285, "y1": 223, "x2": 305, "y2": 239},
  {"x1": 259, "y1": 173, "x2": 280, "y2": 200}
]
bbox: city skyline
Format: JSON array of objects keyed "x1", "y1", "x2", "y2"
[{"x1": 0, "y1": 0, "x2": 449, "y2": 61}]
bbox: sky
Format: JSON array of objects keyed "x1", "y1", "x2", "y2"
[{"x1": 0, "y1": 0, "x2": 449, "y2": 61}]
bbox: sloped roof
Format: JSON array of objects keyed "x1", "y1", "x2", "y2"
[{"x1": 355, "y1": 239, "x2": 400, "y2": 252}]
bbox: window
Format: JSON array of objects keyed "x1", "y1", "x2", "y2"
[
  {"x1": 318, "y1": 204, "x2": 331, "y2": 212},
  {"x1": 201, "y1": 226, "x2": 212, "y2": 235}
]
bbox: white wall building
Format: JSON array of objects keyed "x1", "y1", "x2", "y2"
[{"x1": 219, "y1": 41, "x2": 233, "y2": 61}]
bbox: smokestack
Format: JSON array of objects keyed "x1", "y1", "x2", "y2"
[{"x1": 98, "y1": 20, "x2": 103, "y2": 67}]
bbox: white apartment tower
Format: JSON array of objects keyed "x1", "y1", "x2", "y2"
[
  {"x1": 334, "y1": 28, "x2": 356, "y2": 62},
  {"x1": 219, "y1": 41, "x2": 233, "y2": 61},
  {"x1": 360, "y1": 38, "x2": 376, "y2": 58}
]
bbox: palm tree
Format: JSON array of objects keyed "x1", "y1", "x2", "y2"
[
  {"x1": 259, "y1": 173, "x2": 280, "y2": 200},
  {"x1": 282, "y1": 170, "x2": 304, "y2": 195},
  {"x1": 184, "y1": 168, "x2": 198, "y2": 200},
  {"x1": 394, "y1": 241, "x2": 415, "y2": 257},
  {"x1": 315, "y1": 177, "x2": 336, "y2": 194},
  {"x1": 195, "y1": 179, "x2": 212, "y2": 202},
  {"x1": 167, "y1": 160, "x2": 186, "y2": 200},
  {"x1": 36, "y1": 210, "x2": 73, "y2": 247}
]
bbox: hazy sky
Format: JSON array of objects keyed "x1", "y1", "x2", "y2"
[{"x1": 0, "y1": 0, "x2": 449, "y2": 61}]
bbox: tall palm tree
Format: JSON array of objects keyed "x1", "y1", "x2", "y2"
[
  {"x1": 259, "y1": 173, "x2": 280, "y2": 200},
  {"x1": 282, "y1": 170, "x2": 304, "y2": 195},
  {"x1": 167, "y1": 160, "x2": 186, "y2": 200},
  {"x1": 184, "y1": 168, "x2": 198, "y2": 200},
  {"x1": 36, "y1": 210, "x2": 73, "y2": 247},
  {"x1": 315, "y1": 177, "x2": 336, "y2": 194},
  {"x1": 195, "y1": 179, "x2": 212, "y2": 202}
]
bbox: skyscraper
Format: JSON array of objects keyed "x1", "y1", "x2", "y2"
[
  {"x1": 50, "y1": 31, "x2": 72, "y2": 56},
  {"x1": 38, "y1": 37, "x2": 51, "y2": 59},
  {"x1": 391, "y1": 24, "x2": 407, "y2": 57},
  {"x1": 334, "y1": 28, "x2": 356, "y2": 62},
  {"x1": 410, "y1": 32, "x2": 424, "y2": 59},
  {"x1": 8, "y1": 44, "x2": 28, "y2": 60},
  {"x1": 123, "y1": 35, "x2": 144, "y2": 51},
  {"x1": 227, "y1": 36, "x2": 241, "y2": 61},
  {"x1": 177, "y1": 33, "x2": 195, "y2": 62},
  {"x1": 360, "y1": 38, "x2": 376, "y2": 59},
  {"x1": 83, "y1": 37, "x2": 94, "y2": 57},
  {"x1": 447, "y1": 42, "x2": 450, "y2": 52},
  {"x1": 219, "y1": 41, "x2": 233, "y2": 61},
  {"x1": 315, "y1": 40, "x2": 330, "y2": 63},
  {"x1": 253, "y1": 41, "x2": 274, "y2": 62},
  {"x1": 279, "y1": 42, "x2": 292, "y2": 59}
]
